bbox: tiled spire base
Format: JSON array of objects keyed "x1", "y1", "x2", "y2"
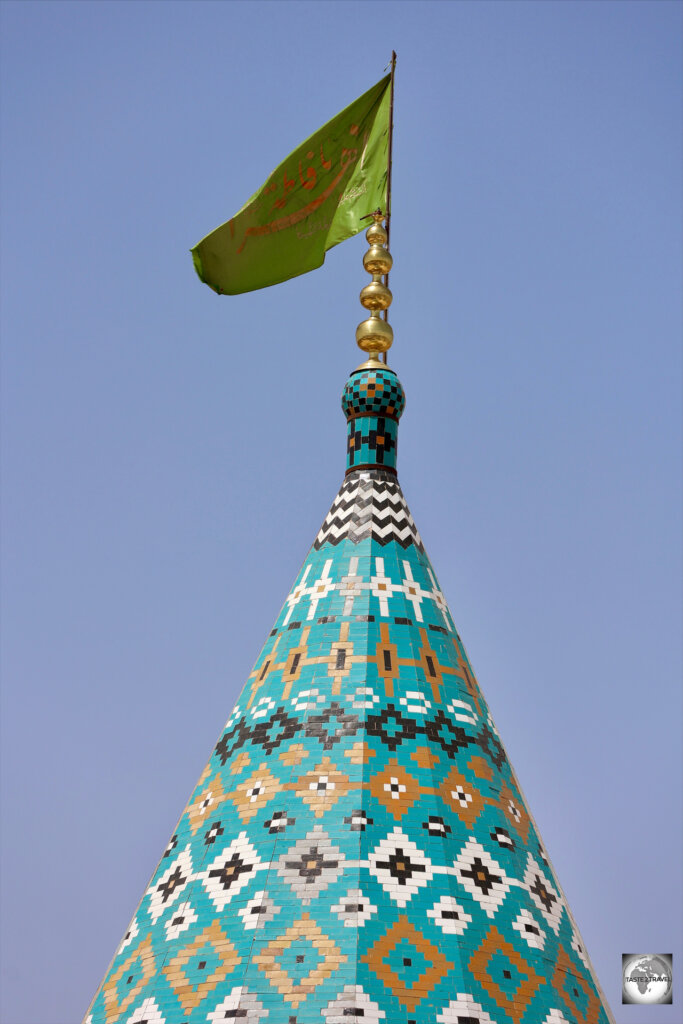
[{"x1": 84, "y1": 372, "x2": 612, "y2": 1024}]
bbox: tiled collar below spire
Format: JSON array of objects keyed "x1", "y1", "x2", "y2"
[
  {"x1": 342, "y1": 366, "x2": 405, "y2": 475},
  {"x1": 314, "y1": 470, "x2": 422, "y2": 551}
]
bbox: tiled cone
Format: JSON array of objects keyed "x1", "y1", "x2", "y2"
[{"x1": 85, "y1": 367, "x2": 614, "y2": 1024}]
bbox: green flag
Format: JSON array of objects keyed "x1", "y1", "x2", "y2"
[{"x1": 191, "y1": 76, "x2": 391, "y2": 295}]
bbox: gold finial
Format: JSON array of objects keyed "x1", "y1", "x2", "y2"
[{"x1": 355, "y1": 210, "x2": 393, "y2": 367}]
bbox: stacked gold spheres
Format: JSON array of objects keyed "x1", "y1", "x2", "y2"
[{"x1": 356, "y1": 212, "x2": 393, "y2": 361}]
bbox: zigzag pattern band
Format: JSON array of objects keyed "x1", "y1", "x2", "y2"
[{"x1": 314, "y1": 469, "x2": 423, "y2": 550}]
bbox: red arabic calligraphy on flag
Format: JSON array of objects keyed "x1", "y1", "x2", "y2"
[{"x1": 191, "y1": 76, "x2": 390, "y2": 295}]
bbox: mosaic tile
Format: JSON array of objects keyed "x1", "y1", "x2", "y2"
[
  {"x1": 322, "y1": 984, "x2": 386, "y2": 1023},
  {"x1": 277, "y1": 827, "x2": 344, "y2": 904},
  {"x1": 126, "y1": 998, "x2": 166, "y2": 1024},
  {"x1": 331, "y1": 887, "x2": 377, "y2": 928},
  {"x1": 237, "y1": 891, "x2": 281, "y2": 931},
  {"x1": 368, "y1": 827, "x2": 434, "y2": 907},
  {"x1": 362, "y1": 915, "x2": 454, "y2": 1012},
  {"x1": 83, "y1": 365, "x2": 613, "y2": 1024},
  {"x1": 511, "y1": 907, "x2": 546, "y2": 950},
  {"x1": 427, "y1": 895, "x2": 473, "y2": 936},
  {"x1": 436, "y1": 994, "x2": 496, "y2": 1023},
  {"x1": 254, "y1": 913, "x2": 345, "y2": 1008},
  {"x1": 206, "y1": 987, "x2": 267, "y2": 1022}
]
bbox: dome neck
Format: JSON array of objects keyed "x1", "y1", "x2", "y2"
[{"x1": 342, "y1": 365, "x2": 405, "y2": 476}]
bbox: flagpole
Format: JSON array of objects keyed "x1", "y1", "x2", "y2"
[{"x1": 382, "y1": 50, "x2": 396, "y2": 363}]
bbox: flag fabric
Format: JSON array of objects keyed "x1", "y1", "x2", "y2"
[{"x1": 191, "y1": 76, "x2": 391, "y2": 295}]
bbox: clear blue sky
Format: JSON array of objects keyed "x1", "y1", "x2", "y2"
[{"x1": 1, "y1": 2, "x2": 680, "y2": 1022}]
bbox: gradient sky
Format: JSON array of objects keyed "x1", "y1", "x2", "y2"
[{"x1": 1, "y1": 3, "x2": 681, "y2": 1023}]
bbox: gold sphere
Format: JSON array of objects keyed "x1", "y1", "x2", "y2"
[
  {"x1": 360, "y1": 280, "x2": 393, "y2": 311},
  {"x1": 363, "y1": 245, "x2": 393, "y2": 276},
  {"x1": 356, "y1": 315, "x2": 394, "y2": 354},
  {"x1": 365, "y1": 221, "x2": 388, "y2": 246}
]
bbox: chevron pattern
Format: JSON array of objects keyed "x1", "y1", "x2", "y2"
[{"x1": 314, "y1": 469, "x2": 423, "y2": 551}]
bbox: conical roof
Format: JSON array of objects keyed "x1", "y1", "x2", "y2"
[{"x1": 84, "y1": 351, "x2": 614, "y2": 1024}]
